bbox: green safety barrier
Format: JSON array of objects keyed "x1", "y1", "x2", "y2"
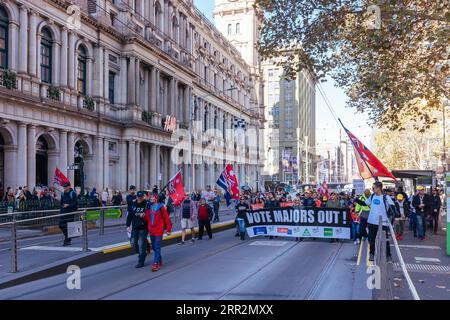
[{"x1": 86, "y1": 208, "x2": 122, "y2": 221}]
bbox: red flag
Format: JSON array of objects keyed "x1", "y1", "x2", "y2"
[
  {"x1": 53, "y1": 167, "x2": 70, "y2": 186},
  {"x1": 224, "y1": 164, "x2": 240, "y2": 199},
  {"x1": 318, "y1": 180, "x2": 329, "y2": 198},
  {"x1": 342, "y1": 125, "x2": 397, "y2": 181},
  {"x1": 166, "y1": 170, "x2": 185, "y2": 206}
]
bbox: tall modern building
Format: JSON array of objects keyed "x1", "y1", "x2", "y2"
[
  {"x1": 0, "y1": 0, "x2": 263, "y2": 196},
  {"x1": 261, "y1": 58, "x2": 316, "y2": 187}
]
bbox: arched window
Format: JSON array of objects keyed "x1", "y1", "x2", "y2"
[
  {"x1": 77, "y1": 46, "x2": 87, "y2": 95},
  {"x1": 40, "y1": 27, "x2": 53, "y2": 84},
  {"x1": 155, "y1": 2, "x2": 162, "y2": 30},
  {"x1": 227, "y1": 24, "x2": 232, "y2": 35},
  {"x1": 0, "y1": 6, "x2": 8, "y2": 69},
  {"x1": 171, "y1": 16, "x2": 178, "y2": 43},
  {"x1": 203, "y1": 108, "x2": 208, "y2": 132},
  {"x1": 236, "y1": 23, "x2": 240, "y2": 35}
]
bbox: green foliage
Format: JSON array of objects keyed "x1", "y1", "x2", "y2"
[
  {"x1": 142, "y1": 110, "x2": 155, "y2": 124},
  {"x1": 83, "y1": 96, "x2": 95, "y2": 111},
  {"x1": 2, "y1": 69, "x2": 17, "y2": 89},
  {"x1": 256, "y1": 0, "x2": 449, "y2": 131},
  {"x1": 47, "y1": 85, "x2": 60, "y2": 100}
]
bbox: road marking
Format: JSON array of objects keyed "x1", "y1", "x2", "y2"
[
  {"x1": 20, "y1": 246, "x2": 84, "y2": 252},
  {"x1": 393, "y1": 263, "x2": 450, "y2": 274},
  {"x1": 391, "y1": 244, "x2": 441, "y2": 250},
  {"x1": 249, "y1": 241, "x2": 288, "y2": 247},
  {"x1": 414, "y1": 257, "x2": 441, "y2": 263},
  {"x1": 356, "y1": 240, "x2": 364, "y2": 266}
]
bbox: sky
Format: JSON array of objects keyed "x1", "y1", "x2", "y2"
[{"x1": 193, "y1": 0, "x2": 373, "y2": 149}]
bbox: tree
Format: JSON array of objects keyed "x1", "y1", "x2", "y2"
[
  {"x1": 256, "y1": 0, "x2": 449, "y2": 131},
  {"x1": 373, "y1": 112, "x2": 447, "y2": 170}
]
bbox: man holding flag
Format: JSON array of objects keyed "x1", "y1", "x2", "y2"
[{"x1": 216, "y1": 164, "x2": 239, "y2": 207}]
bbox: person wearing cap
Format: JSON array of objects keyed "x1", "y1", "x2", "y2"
[
  {"x1": 126, "y1": 191, "x2": 149, "y2": 268},
  {"x1": 143, "y1": 193, "x2": 172, "y2": 271},
  {"x1": 59, "y1": 182, "x2": 78, "y2": 246},
  {"x1": 394, "y1": 193, "x2": 409, "y2": 240},
  {"x1": 412, "y1": 186, "x2": 432, "y2": 240}
]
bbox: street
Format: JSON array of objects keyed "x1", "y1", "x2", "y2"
[{"x1": 0, "y1": 230, "x2": 361, "y2": 300}]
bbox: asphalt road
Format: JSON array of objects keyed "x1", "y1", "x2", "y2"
[{"x1": 0, "y1": 229, "x2": 360, "y2": 300}]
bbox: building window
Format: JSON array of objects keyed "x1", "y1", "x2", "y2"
[
  {"x1": 172, "y1": 16, "x2": 178, "y2": 43},
  {"x1": 77, "y1": 46, "x2": 87, "y2": 95},
  {"x1": 203, "y1": 108, "x2": 208, "y2": 132},
  {"x1": 108, "y1": 71, "x2": 115, "y2": 104},
  {"x1": 0, "y1": 6, "x2": 8, "y2": 69},
  {"x1": 40, "y1": 27, "x2": 53, "y2": 84},
  {"x1": 155, "y1": 1, "x2": 162, "y2": 30},
  {"x1": 110, "y1": 12, "x2": 116, "y2": 27},
  {"x1": 236, "y1": 23, "x2": 240, "y2": 34},
  {"x1": 227, "y1": 24, "x2": 232, "y2": 35}
]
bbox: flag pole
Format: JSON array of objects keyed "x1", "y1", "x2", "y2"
[{"x1": 337, "y1": 118, "x2": 379, "y2": 182}]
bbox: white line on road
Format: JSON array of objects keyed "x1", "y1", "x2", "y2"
[
  {"x1": 249, "y1": 241, "x2": 288, "y2": 247},
  {"x1": 20, "y1": 246, "x2": 84, "y2": 252},
  {"x1": 414, "y1": 257, "x2": 441, "y2": 263},
  {"x1": 395, "y1": 245, "x2": 441, "y2": 250}
]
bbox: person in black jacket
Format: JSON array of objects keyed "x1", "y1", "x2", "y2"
[
  {"x1": 126, "y1": 191, "x2": 149, "y2": 268},
  {"x1": 59, "y1": 182, "x2": 78, "y2": 246},
  {"x1": 412, "y1": 186, "x2": 432, "y2": 240},
  {"x1": 430, "y1": 188, "x2": 442, "y2": 235},
  {"x1": 235, "y1": 196, "x2": 250, "y2": 239}
]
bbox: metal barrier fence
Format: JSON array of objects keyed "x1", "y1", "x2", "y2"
[
  {"x1": 0, "y1": 204, "x2": 188, "y2": 273},
  {"x1": 0, "y1": 198, "x2": 114, "y2": 214},
  {"x1": 373, "y1": 216, "x2": 420, "y2": 300}
]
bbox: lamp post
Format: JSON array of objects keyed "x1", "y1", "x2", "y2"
[{"x1": 77, "y1": 145, "x2": 85, "y2": 197}]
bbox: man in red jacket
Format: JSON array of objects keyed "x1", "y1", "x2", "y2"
[
  {"x1": 144, "y1": 193, "x2": 172, "y2": 271},
  {"x1": 197, "y1": 198, "x2": 213, "y2": 240}
]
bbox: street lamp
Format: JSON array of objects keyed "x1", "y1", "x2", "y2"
[{"x1": 76, "y1": 145, "x2": 85, "y2": 197}]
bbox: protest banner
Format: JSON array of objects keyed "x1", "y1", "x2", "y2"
[{"x1": 243, "y1": 207, "x2": 351, "y2": 239}]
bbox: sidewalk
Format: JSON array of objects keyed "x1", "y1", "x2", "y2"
[
  {"x1": 0, "y1": 206, "x2": 237, "y2": 280},
  {"x1": 390, "y1": 216, "x2": 450, "y2": 300}
]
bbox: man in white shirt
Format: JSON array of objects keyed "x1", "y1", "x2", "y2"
[
  {"x1": 355, "y1": 181, "x2": 394, "y2": 262},
  {"x1": 102, "y1": 188, "x2": 109, "y2": 206}
]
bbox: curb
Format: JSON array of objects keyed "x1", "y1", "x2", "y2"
[{"x1": 0, "y1": 220, "x2": 235, "y2": 290}]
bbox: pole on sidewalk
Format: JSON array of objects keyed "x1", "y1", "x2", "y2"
[
  {"x1": 82, "y1": 211, "x2": 88, "y2": 252},
  {"x1": 10, "y1": 221, "x2": 18, "y2": 273},
  {"x1": 99, "y1": 208, "x2": 105, "y2": 236}
]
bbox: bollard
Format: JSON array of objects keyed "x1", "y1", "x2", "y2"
[
  {"x1": 99, "y1": 208, "x2": 105, "y2": 236},
  {"x1": 82, "y1": 211, "x2": 89, "y2": 252},
  {"x1": 10, "y1": 221, "x2": 18, "y2": 273}
]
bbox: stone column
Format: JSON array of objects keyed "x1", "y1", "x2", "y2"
[
  {"x1": 128, "y1": 56, "x2": 136, "y2": 105},
  {"x1": 150, "y1": 67, "x2": 157, "y2": 112},
  {"x1": 4, "y1": 145, "x2": 18, "y2": 189},
  {"x1": 128, "y1": 140, "x2": 136, "y2": 187},
  {"x1": 103, "y1": 49, "x2": 109, "y2": 100},
  {"x1": 67, "y1": 132, "x2": 75, "y2": 184},
  {"x1": 135, "y1": 58, "x2": 140, "y2": 106},
  {"x1": 47, "y1": 150, "x2": 60, "y2": 187},
  {"x1": 144, "y1": 69, "x2": 149, "y2": 111},
  {"x1": 86, "y1": 58, "x2": 93, "y2": 96},
  {"x1": 59, "y1": 130, "x2": 68, "y2": 177},
  {"x1": 9, "y1": 21, "x2": 18, "y2": 72},
  {"x1": 28, "y1": 11, "x2": 38, "y2": 77},
  {"x1": 119, "y1": 56, "x2": 127, "y2": 105},
  {"x1": 150, "y1": 144, "x2": 157, "y2": 186},
  {"x1": 135, "y1": 141, "x2": 141, "y2": 189},
  {"x1": 27, "y1": 125, "x2": 36, "y2": 188},
  {"x1": 103, "y1": 138, "x2": 109, "y2": 189},
  {"x1": 96, "y1": 136, "x2": 104, "y2": 190},
  {"x1": 156, "y1": 145, "x2": 161, "y2": 188},
  {"x1": 18, "y1": 5, "x2": 28, "y2": 74},
  {"x1": 68, "y1": 31, "x2": 76, "y2": 89},
  {"x1": 119, "y1": 140, "x2": 128, "y2": 191},
  {"x1": 143, "y1": 145, "x2": 149, "y2": 189},
  {"x1": 93, "y1": 45, "x2": 104, "y2": 97},
  {"x1": 17, "y1": 123, "x2": 27, "y2": 187},
  {"x1": 155, "y1": 69, "x2": 160, "y2": 113},
  {"x1": 60, "y1": 28, "x2": 68, "y2": 87}
]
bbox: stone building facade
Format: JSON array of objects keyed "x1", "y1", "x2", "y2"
[{"x1": 0, "y1": 0, "x2": 263, "y2": 194}]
